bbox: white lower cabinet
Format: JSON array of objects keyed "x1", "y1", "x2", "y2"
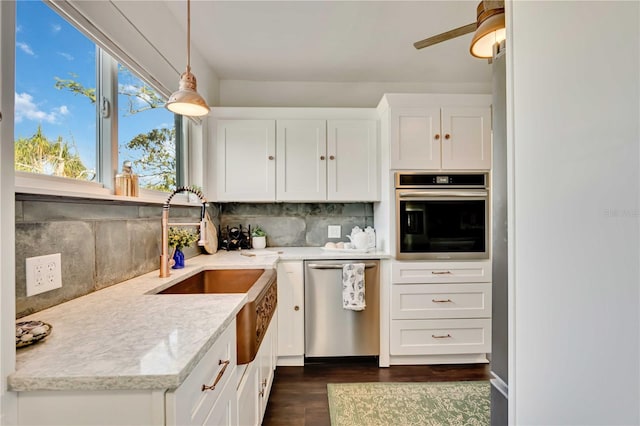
[
  {"x1": 390, "y1": 261, "x2": 492, "y2": 364},
  {"x1": 276, "y1": 261, "x2": 305, "y2": 366},
  {"x1": 17, "y1": 319, "x2": 239, "y2": 426},
  {"x1": 235, "y1": 311, "x2": 277, "y2": 426},
  {"x1": 166, "y1": 319, "x2": 238, "y2": 426}
]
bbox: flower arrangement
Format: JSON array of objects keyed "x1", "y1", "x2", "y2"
[{"x1": 168, "y1": 227, "x2": 199, "y2": 250}]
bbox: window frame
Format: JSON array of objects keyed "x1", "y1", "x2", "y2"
[{"x1": 14, "y1": 0, "x2": 199, "y2": 206}]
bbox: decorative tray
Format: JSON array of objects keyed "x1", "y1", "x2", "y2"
[
  {"x1": 16, "y1": 320, "x2": 52, "y2": 348},
  {"x1": 321, "y1": 247, "x2": 372, "y2": 253}
]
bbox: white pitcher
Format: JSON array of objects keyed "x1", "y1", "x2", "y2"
[{"x1": 347, "y1": 231, "x2": 369, "y2": 250}]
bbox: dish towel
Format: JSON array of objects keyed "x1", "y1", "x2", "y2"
[{"x1": 342, "y1": 263, "x2": 366, "y2": 311}]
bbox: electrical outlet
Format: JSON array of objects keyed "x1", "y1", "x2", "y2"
[
  {"x1": 328, "y1": 225, "x2": 341, "y2": 239},
  {"x1": 26, "y1": 253, "x2": 62, "y2": 296}
]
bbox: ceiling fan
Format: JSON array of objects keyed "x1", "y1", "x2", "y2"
[{"x1": 413, "y1": 0, "x2": 505, "y2": 58}]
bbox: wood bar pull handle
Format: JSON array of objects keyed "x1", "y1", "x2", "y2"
[{"x1": 202, "y1": 359, "x2": 230, "y2": 391}]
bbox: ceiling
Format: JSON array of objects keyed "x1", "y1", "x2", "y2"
[{"x1": 163, "y1": 1, "x2": 492, "y2": 85}]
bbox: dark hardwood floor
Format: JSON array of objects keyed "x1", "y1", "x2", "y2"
[{"x1": 262, "y1": 358, "x2": 490, "y2": 426}]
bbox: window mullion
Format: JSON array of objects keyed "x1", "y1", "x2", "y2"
[{"x1": 97, "y1": 48, "x2": 118, "y2": 190}]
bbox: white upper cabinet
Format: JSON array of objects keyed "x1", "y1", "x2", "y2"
[
  {"x1": 390, "y1": 107, "x2": 441, "y2": 169},
  {"x1": 381, "y1": 94, "x2": 492, "y2": 171},
  {"x1": 276, "y1": 120, "x2": 327, "y2": 201},
  {"x1": 216, "y1": 119, "x2": 276, "y2": 201},
  {"x1": 441, "y1": 107, "x2": 491, "y2": 170},
  {"x1": 327, "y1": 120, "x2": 378, "y2": 201},
  {"x1": 211, "y1": 109, "x2": 379, "y2": 202}
]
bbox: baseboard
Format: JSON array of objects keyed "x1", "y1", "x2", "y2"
[{"x1": 389, "y1": 353, "x2": 489, "y2": 365}]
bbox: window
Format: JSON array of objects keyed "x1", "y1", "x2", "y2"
[{"x1": 14, "y1": 0, "x2": 179, "y2": 194}]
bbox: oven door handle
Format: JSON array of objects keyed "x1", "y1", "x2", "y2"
[{"x1": 398, "y1": 190, "x2": 488, "y2": 198}]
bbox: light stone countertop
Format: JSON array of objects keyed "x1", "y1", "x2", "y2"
[{"x1": 9, "y1": 247, "x2": 387, "y2": 392}]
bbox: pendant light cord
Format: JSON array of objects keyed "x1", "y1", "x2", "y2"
[{"x1": 186, "y1": 0, "x2": 191, "y2": 73}]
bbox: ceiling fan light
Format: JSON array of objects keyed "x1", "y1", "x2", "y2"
[
  {"x1": 166, "y1": 69, "x2": 210, "y2": 117},
  {"x1": 470, "y1": 11, "x2": 506, "y2": 58}
]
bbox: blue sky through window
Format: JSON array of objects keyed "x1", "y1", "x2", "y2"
[{"x1": 15, "y1": 0, "x2": 175, "y2": 184}]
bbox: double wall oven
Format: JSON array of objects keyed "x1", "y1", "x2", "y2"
[{"x1": 395, "y1": 172, "x2": 490, "y2": 260}]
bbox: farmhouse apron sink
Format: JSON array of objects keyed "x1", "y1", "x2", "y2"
[{"x1": 158, "y1": 269, "x2": 277, "y2": 364}]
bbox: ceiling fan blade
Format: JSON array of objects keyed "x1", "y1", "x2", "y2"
[{"x1": 413, "y1": 22, "x2": 477, "y2": 50}]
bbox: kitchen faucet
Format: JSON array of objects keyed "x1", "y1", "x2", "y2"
[{"x1": 160, "y1": 186, "x2": 208, "y2": 278}]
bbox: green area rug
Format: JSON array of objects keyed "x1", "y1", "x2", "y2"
[{"x1": 327, "y1": 381, "x2": 490, "y2": 426}]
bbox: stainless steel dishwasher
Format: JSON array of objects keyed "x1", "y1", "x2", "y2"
[{"x1": 304, "y1": 260, "x2": 380, "y2": 358}]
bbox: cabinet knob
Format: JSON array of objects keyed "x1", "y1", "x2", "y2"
[
  {"x1": 434, "y1": 134, "x2": 440, "y2": 140},
  {"x1": 445, "y1": 133, "x2": 451, "y2": 140},
  {"x1": 294, "y1": 305, "x2": 300, "y2": 311},
  {"x1": 320, "y1": 155, "x2": 326, "y2": 160},
  {"x1": 329, "y1": 155, "x2": 335, "y2": 160},
  {"x1": 268, "y1": 155, "x2": 274, "y2": 160}
]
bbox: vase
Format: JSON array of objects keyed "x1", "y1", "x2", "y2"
[
  {"x1": 252, "y1": 236, "x2": 266, "y2": 249},
  {"x1": 172, "y1": 248, "x2": 185, "y2": 269}
]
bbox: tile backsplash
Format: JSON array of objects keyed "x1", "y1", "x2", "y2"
[
  {"x1": 219, "y1": 202, "x2": 373, "y2": 247},
  {"x1": 15, "y1": 196, "x2": 208, "y2": 318},
  {"x1": 15, "y1": 196, "x2": 373, "y2": 317}
]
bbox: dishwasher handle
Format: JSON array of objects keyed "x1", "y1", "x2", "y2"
[{"x1": 307, "y1": 263, "x2": 377, "y2": 270}]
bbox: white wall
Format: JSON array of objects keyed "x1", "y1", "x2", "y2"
[
  {"x1": 0, "y1": 2, "x2": 17, "y2": 424},
  {"x1": 219, "y1": 80, "x2": 491, "y2": 107},
  {"x1": 508, "y1": 1, "x2": 639, "y2": 424}
]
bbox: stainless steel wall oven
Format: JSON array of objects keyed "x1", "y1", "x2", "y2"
[{"x1": 395, "y1": 172, "x2": 490, "y2": 260}]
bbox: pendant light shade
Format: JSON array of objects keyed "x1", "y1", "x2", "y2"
[
  {"x1": 469, "y1": 1, "x2": 506, "y2": 58},
  {"x1": 165, "y1": 0, "x2": 209, "y2": 117}
]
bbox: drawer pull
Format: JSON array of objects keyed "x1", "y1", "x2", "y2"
[
  {"x1": 201, "y1": 359, "x2": 230, "y2": 392},
  {"x1": 294, "y1": 305, "x2": 300, "y2": 311},
  {"x1": 431, "y1": 271, "x2": 452, "y2": 275},
  {"x1": 432, "y1": 298, "x2": 453, "y2": 303},
  {"x1": 432, "y1": 334, "x2": 452, "y2": 339}
]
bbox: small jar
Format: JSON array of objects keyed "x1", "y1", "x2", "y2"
[{"x1": 115, "y1": 161, "x2": 139, "y2": 197}]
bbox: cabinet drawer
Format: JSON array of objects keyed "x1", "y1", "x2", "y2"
[
  {"x1": 390, "y1": 318, "x2": 491, "y2": 356},
  {"x1": 392, "y1": 283, "x2": 491, "y2": 319},
  {"x1": 392, "y1": 261, "x2": 491, "y2": 283},
  {"x1": 167, "y1": 319, "x2": 237, "y2": 426}
]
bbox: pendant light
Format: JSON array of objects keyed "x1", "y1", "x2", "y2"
[
  {"x1": 165, "y1": 0, "x2": 210, "y2": 117},
  {"x1": 469, "y1": 0, "x2": 506, "y2": 58}
]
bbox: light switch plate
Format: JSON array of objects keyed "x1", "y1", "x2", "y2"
[
  {"x1": 328, "y1": 225, "x2": 341, "y2": 239},
  {"x1": 26, "y1": 253, "x2": 62, "y2": 297}
]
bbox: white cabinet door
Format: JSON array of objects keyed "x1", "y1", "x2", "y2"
[
  {"x1": 441, "y1": 106, "x2": 492, "y2": 170},
  {"x1": 327, "y1": 120, "x2": 378, "y2": 201},
  {"x1": 276, "y1": 262, "x2": 304, "y2": 359},
  {"x1": 276, "y1": 120, "x2": 327, "y2": 201},
  {"x1": 216, "y1": 120, "x2": 276, "y2": 201},
  {"x1": 390, "y1": 107, "x2": 441, "y2": 170},
  {"x1": 202, "y1": 376, "x2": 238, "y2": 426},
  {"x1": 236, "y1": 363, "x2": 259, "y2": 426},
  {"x1": 258, "y1": 321, "x2": 275, "y2": 420}
]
